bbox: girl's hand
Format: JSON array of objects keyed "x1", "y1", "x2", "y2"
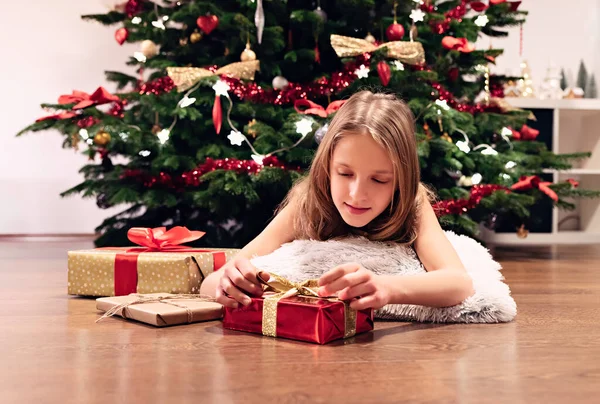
[
  {"x1": 317, "y1": 263, "x2": 391, "y2": 310},
  {"x1": 215, "y1": 257, "x2": 269, "y2": 309}
]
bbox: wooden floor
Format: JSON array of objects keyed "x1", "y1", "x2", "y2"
[{"x1": 1, "y1": 238, "x2": 599, "y2": 404}]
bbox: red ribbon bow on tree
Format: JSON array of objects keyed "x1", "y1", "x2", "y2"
[
  {"x1": 509, "y1": 125, "x2": 539, "y2": 141},
  {"x1": 511, "y1": 176, "x2": 558, "y2": 201},
  {"x1": 294, "y1": 99, "x2": 347, "y2": 118},
  {"x1": 566, "y1": 178, "x2": 579, "y2": 188},
  {"x1": 35, "y1": 111, "x2": 78, "y2": 122},
  {"x1": 490, "y1": 0, "x2": 522, "y2": 10},
  {"x1": 58, "y1": 87, "x2": 121, "y2": 110},
  {"x1": 127, "y1": 226, "x2": 206, "y2": 251},
  {"x1": 441, "y1": 36, "x2": 475, "y2": 53}
]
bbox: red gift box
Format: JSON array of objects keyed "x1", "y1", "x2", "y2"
[{"x1": 222, "y1": 273, "x2": 374, "y2": 344}]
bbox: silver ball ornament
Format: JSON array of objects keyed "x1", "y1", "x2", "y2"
[
  {"x1": 315, "y1": 123, "x2": 329, "y2": 144},
  {"x1": 313, "y1": 6, "x2": 327, "y2": 22},
  {"x1": 272, "y1": 76, "x2": 289, "y2": 90}
]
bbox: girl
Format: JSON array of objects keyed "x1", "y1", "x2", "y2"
[{"x1": 200, "y1": 91, "x2": 474, "y2": 310}]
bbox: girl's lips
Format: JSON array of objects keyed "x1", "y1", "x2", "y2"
[{"x1": 344, "y1": 203, "x2": 371, "y2": 215}]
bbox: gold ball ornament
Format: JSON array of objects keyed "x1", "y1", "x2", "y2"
[
  {"x1": 517, "y1": 224, "x2": 529, "y2": 239},
  {"x1": 190, "y1": 30, "x2": 202, "y2": 44},
  {"x1": 93, "y1": 131, "x2": 112, "y2": 146},
  {"x1": 441, "y1": 132, "x2": 453, "y2": 143},
  {"x1": 241, "y1": 43, "x2": 257, "y2": 62},
  {"x1": 140, "y1": 40, "x2": 159, "y2": 58}
]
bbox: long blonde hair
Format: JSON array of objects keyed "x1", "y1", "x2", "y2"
[{"x1": 282, "y1": 90, "x2": 427, "y2": 244}]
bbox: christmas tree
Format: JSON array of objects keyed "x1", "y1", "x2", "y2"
[
  {"x1": 17, "y1": 0, "x2": 599, "y2": 247},
  {"x1": 576, "y1": 60, "x2": 588, "y2": 91},
  {"x1": 586, "y1": 74, "x2": 597, "y2": 99}
]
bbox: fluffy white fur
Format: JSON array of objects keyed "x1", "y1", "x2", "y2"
[{"x1": 250, "y1": 231, "x2": 516, "y2": 323}]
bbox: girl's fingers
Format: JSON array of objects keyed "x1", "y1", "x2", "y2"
[
  {"x1": 319, "y1": 269, "x2": 370, "y2": 296},
  {"x1": 318, "y1": 263, "x2": 361, "y2": 287},
  {"x1": 215, "y1": 286, "x2": 239, "y2": 309},
  {"x1": 220, "y1": 277, "x2": 252, "y2": 306},
  {"x1": 349, "y1": 294, "x2": 379, "y2": 311},
  {"x1": 228, "y1": 268, "x2": 263, "y2": 296},
  {"x1": 338, "y1": 282, "x2": 375, "y2": 301}
]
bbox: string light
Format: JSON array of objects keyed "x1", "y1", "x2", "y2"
[
  {"x1": 355, "y1": 65, "x2": 370, "y2": 79},
  {"x1": 410, "y1": 9, "x2": 426, "y2": 22},
  {"x1": 295, "y1": 118, "x2": 314, "y2": 136},
  {"x1": 178, "y1": 96, "x2": 196, "y2": 108},
  {"x1": 228, "y1": 130, "x2": 245, "y2": 146},
  {"x1": 474, "y1": 15, "x2": 489, "y2": 27},
  {"x1": 157, "y1": 129, "x2": 170, "y2": 145}
]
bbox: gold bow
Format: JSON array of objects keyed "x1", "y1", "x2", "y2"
[
  {"x1": 257, "y1": 272, "x2": 357, "y2": 339},
  {"x1": 330, "y1": 34, "x2": 425, "y2": 65},
  {"x1": 166, "y1": 60, "x2": 260, "y2": 92}
]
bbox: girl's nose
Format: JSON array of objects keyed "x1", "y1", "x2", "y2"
[{"x1": 349, "y1": 179, "x2": 368, "y2": 200}]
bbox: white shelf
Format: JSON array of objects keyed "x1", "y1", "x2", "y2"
[
  {"x1": 543, "y1": 168, "x2": 600, "y2": 175},
  {"x1": 505, "y1": 97, "x2": 600, "y2": 111},
  {"x1": 483, "y1": 98, "x2": 600, "y2": 245},
  {"x1": 480, "y1": 228, "x2": 600, "y2": 245}
]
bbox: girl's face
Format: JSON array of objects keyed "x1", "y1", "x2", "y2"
[{"x1": 329, "y1": 133, "x2": 395, "y2": 228}]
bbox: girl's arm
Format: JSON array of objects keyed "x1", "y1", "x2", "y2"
[
  {"x1": 392, "y1": 198, "x2": 475, "y2": 307},
  {"x1": 318, "y1": 199, "x2": 474, "y2": 309},
  {"x1": 199, "y1": 203, "x2": 297, "y2": 296}
]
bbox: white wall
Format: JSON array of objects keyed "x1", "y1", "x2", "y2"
[
  {"x1": 1, "y1": 0, "x2": 137, "y2": 234},
  {"x1": 1, "y1": 0, "x2": 599, "y2": 234},
  {"x1": 479, "y1": 0, "x2": 600, "y2": 91}
]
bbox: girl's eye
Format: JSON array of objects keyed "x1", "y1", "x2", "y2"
[
  {"x1": 373, "y1": 178, "x2": 389, "y2": 184},
  {"x1": 338, "y1": 172, "x2": 352, "y2": 177}
]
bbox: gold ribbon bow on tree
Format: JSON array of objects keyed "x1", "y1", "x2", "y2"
[
  {"x1": 256, "y1": 272, "x2": 357, "y2": 339},
  {"x1": 330, "y1": 34, "x2": 425, "y2": 65},
  {"x1": 166, "y1": 60, "x2": 260, "y2": 92}
]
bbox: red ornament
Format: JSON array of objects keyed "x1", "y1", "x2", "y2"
[
  {"x1": 115, "y1": 27, "x2": 128, "y2": 45},
  {"x1": 315, "y1": 44, "x2": 321, "y2": 63},
  {"x1": 490, "y1": 0, "x2": 506, "y2": 4},
  {"x1": 125, "y1": 0, "x2": 143, "y2": 17},
  {"x1": 470, "y1": 1, "x2": 488, "y2": 12},
  {"x1": 213, "y1": 95, "x2": 222, "y2": 134},
  {"x1": 76, "y1": 116, "x2": 99, "y2": 128},
  {"x1": 386, "y1": 22, "x2": 405, "y2": 41},
  {"x1": 197, "y1": 15, "x2": 219, "y2": 35},
  {"x1": 377, "y1": 61, "x2": 392, "y2": 86},
  {"x1": 448, "y1": 67, "x2": 460, "y2": 81}
]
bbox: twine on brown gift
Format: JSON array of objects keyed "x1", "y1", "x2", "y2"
[{"x1": 96, "y1": 294, "x2": 218, "y2": 324}]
